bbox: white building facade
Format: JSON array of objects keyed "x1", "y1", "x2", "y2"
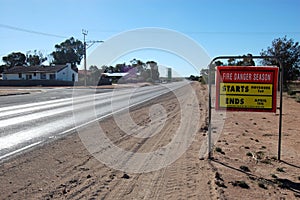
[{"x1": 2, "y1": 64, "x2": 78, "y2": 82}]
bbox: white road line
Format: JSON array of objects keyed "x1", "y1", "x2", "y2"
[{"x1": 0, "y1": 141, "x2": 42, "y2": 160}]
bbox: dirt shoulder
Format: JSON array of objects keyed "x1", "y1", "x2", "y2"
[
  {"x1": 0, "y1": 89, "x2": 37, "y2": 96},
  {"x1": 210, "y1": 94, "x2": 300, "y2": 199}
]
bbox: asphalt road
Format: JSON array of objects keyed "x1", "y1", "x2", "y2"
[
  {"x1": 0, "y1": 82, "x2": 187, "y2": 162},
  {"x1": 0, "y1": 88, "x2": 113, "y2": 108}
]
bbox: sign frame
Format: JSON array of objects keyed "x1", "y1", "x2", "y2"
[
  {"x1": 207, "y1": 56, "x2": 283, "y2": 161},
  {"x1": 215, "y1": 66, "x2": 279, "y2": 112}
]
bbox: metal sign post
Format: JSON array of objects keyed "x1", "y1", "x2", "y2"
[{"x1": 208, "y1": 56, "x2": 283, "y2": 160}]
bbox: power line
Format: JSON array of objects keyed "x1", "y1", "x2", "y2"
[{"x1": 0, "y1": 24, "x2": 68, "y2": 38}]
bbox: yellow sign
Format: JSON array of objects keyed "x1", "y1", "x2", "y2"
[
  {"x1": 220, "y1": 83, "x2": 273, "y2": 96},
  {"x1": 219, "y1": 95, "x2": 273, "y2": 109}
]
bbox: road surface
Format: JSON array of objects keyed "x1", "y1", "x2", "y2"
[{"x1": 0, "y1": 82, "x2": 187, "y2": 162}]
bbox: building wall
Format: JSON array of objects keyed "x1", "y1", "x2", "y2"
[
  {"x1": 2, "y1": 64, "x2": 78, "y2": 82},
  {"x1": 0, "y1": 80, "x2": 75, "y2": 86},
  {"x1": 3, "y1": 74, "x2": 20, "y2": 80},
  {"x1": 56, "y1": 65, "x2": 78, "y2": 81}
]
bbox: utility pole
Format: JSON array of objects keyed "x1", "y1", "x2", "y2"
[
  {"x1": 82, "y1": 29, "x2": 103, "y2": 87},
  {"x1": 82, "y1": 29, "x2": 88, "y2": 87}
]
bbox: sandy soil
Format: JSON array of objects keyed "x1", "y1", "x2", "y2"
[
  {"x1": 210, "y1": 93, "x2": 300, "y2": 200},
  {"x1": 0, "y1": 82, "x2": 299, "y2": 200},
  {"x1": 0, "y1": 89, "x2": 32, "y2": 96}
]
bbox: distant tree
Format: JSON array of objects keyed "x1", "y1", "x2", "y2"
[
  {"x1": 141, "y1": 69, "x2": 152, "y2": 81},
  {"x1": 2, "y1": 52, "x2": 26, "y2": 68},
  {"x1": 26, "y1": 50, "x2": 47, "y2": 66},
  {"x1": 146, "y1": 61, "x2": 160, "y2": 80},
  {"x1": 215, "y1": 61, "x2": 224, "y2": 66},
  {"x1": 188, "y1": 75, "x2": 201, "y2": 81},
  {"x1": 261, "y1": 36, "x2": 300, "y2": 84},
  {"x1": 51, "y1": 37, "x2": 84, "y2": 70},
  {"x1": 130, "y1": 58, "x2": 146, "y2": 73},
  {"x1": 107, "y1": 66, "x2": 115, "y2": 73},
  {"x1": 0, "y1": 65, "x2": 6, "y2": 73},
  {"x1": 101, "y1": 65, "x2": 109, "y2": 72},
  {"x1": 227, "y1": 58, "x2": 236, "y2": 66},
  {"x1": 236, "y1": 54, "x2": 255, "y2": 66},
  {"x1": 89, "y1": 65, "x2": 101, "y2": 84},
  {"x1": 115, "y1": 63, "x2": 125, "y2": 72},
  {"x1": 227, "y1": 54, "x2": 255, "y2": 66}
]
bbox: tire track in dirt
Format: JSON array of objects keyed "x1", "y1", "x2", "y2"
[
  {"x1": 101, "y1": 83, "x2": 215, "y2": 200},
  {"x1": 99, "y1": 87, "x2": 183, "y2": 200}
]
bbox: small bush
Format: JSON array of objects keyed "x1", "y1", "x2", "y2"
[
  {"x1": 260, "y1": 159, "x2": 272, "y2": 164},
  {"x1": 258, "y1": 181, "x2": 267, "y2": 189},
  {"x1": 276, "y1": 167, "x2": 285, "y2": 172},
  {"x1": 246, "y1": 152, "x2": 253, "y2": 157},
  {"x1": 215, "y1": 180, "x2": 227, "y2": 188},
  {"x1": 271, "y1": 156, "x2": 277, "y2": 160},
  {"x1": 232, "y1": 181, "x2": 250, "y2": 189},
  {"x1": 215, "y1": 172, "x2": 223, "y2": 181},
  {"x1": 271, "y1": 174, "x2": 278, "y2": 178},
  {"x1": 288, "y1": 90, "x2": 296, "y2": 96},
  {"x1": 215, "y1": 147, "x2": 225, "y2": 154},
  {"x1": 256, "y1": 151, "x2": 265, "y2": 159}
]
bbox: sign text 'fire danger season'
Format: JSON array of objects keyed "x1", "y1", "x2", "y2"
[{"x1": 216, "y1": 66, "x2": 279, "y2": 112}]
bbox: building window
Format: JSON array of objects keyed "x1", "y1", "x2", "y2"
[
  {"x1": 18, "y1": 73, "x2": 22, "y2": 78},
  {"x1": 26, "y1": 74, "x2": 32, "y2": 80},
  {"x1": 33, "y1": 72, "x2": 36, "y2": 76},
  {"x1": 49, "y1": 74, "x2": 56, "y2": 80},
  {"x1": 41, "y1": 73, "x2": 46, "y2": 79}
]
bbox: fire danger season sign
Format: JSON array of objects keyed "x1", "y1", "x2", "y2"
[{"x1": 216, "y1": 66, "x2": 279, "y2": 112}]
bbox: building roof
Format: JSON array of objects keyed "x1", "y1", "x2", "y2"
[
  {"x1": 3, "y1": 64, "x2": 73, "y2": 74},
  {"x1": 102, "y1": 72, "x2": 129, "y2": 77}
]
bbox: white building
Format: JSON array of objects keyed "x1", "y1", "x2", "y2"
[{"x1": 2, "y1": 63, "x2": 78, "y2": 82}]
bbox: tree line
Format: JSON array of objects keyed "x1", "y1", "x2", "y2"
[
  {"x1": 87, "y1": 59, "x2": 160, "y2": 84},
  {"x1": 1, "y1": 36, "x2": 300, "y2": 85},
  {"x1": 0, "y1": 37, "x2": 160, "y2": 82},
  {"x1": 200, "y1": 36, "x2": 300, "y2": 85},
  {"x1": 0, "y1": 37, "x2": 83, "y2": 73}
]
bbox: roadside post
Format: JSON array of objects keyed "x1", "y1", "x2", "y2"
[{"x1": 208, "y1": 56, "x2": 283, "y2": 160}]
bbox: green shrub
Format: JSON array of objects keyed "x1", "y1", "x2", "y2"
[
  {"x1": 276, "y1": 167, "x2": 285, "y2": 172},
  {"x1": 232, "y1": 181, "x2": 250, "y2": 189},
  {"x1": 288, "y1": 90, "x2": 296, "y2": 96}
]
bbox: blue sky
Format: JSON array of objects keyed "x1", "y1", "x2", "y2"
[{"x1": 1, "y1": 0, "x2": 300, "y2": 76}]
